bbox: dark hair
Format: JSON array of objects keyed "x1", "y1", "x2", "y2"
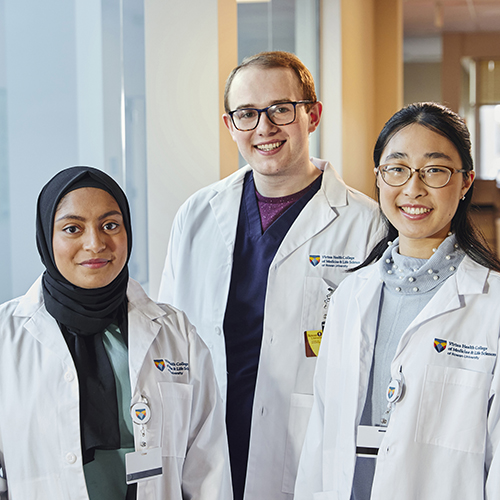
[
  {"x1": 223, "y1": 51, "x2": 317, "y2": 113},
  {"x1": 359, "y1": 102, "x2": 500, "y2": 273}
]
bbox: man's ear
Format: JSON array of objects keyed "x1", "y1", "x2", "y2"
[
  {"x1": 222, "y1": 113, "x2": 238, "y2": 142},
  {"x1": 308, "y1": 101, "x2": 323, "y2": 133}
]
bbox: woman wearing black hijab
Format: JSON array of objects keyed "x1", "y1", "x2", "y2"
[{"x1": 0, "y1": 167, "x2": 231, "y2": 500}]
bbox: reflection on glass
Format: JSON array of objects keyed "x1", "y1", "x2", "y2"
[{"x1": 479, "y1": 104, "x2": 500, "y2": 183}]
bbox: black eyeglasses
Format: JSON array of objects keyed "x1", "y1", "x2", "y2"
[
  {"x1": 376, "y1": 164, "x2": 468, "y2": 188},
  {"x1": 228, "y1": 100, "x2": 315, "y2": 131}
]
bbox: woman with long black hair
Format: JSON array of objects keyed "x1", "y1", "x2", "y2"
[{"x1": 295, "y1": 102, "x2": 500, "y2": 500}]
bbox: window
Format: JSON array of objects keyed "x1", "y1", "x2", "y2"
[
  {"x1": 462, "y1": 59, "x2": 500, "y2": 182},
  {"x1": 0, "y1": 0, "x2": 148, "y2": 302},
  {"x1": 236, "y1": 0, "x2": 320, "y2": 165}
]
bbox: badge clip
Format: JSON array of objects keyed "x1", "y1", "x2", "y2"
[{"x1": 381, "y1": 369, "x2": 405, "y2": 426}]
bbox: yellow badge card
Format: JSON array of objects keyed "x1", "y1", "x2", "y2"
[{"x1": 304, "y1": 330, "x2": 323, "y2": 357}]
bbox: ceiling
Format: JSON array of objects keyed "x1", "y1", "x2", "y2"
[{"x1": 404, "y1": 0, "x2": 500, "y2": 37}]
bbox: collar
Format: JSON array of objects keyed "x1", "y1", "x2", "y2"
[
  {"x1": 14, "y1": 276, "x2": 170, "y2": 323},
  {"x1": 379, "y1": 235, "x2": 466, "y2": 295},
  {"x1": 353, "y1": 250, "x2": 490, "y2": 299},
  {"x1": 211, "y1": 158, "x2": 349, "y2": 210},
  {"x1": 311, "y1": 157, "x2": 348, "y2": 208},
  {"x1": 13, "y1": 276, "x2": 45, "y2": 317},
  {"x1": 126, "y1": 279, "x2": 172, "y2": 322}
]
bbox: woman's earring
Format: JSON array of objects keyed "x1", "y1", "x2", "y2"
[{"x1": 461, "y1": 194, "x2": 466, "y2": 201}]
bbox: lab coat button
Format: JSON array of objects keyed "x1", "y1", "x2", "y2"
[
  {"x1": 215, "y1": 327, "x2": 222, "y2": 336},
  {"x1": 65, "y1": 371, "x2": 75, "y2": 382},
  {"x1": 66, "y1": 452, "x2": 77, "y2": 464}
]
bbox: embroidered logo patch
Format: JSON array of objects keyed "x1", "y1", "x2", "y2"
[
  {"x1": 309, "y1": 255, "x2": 321, "y2": 267},
  {"x1": 154, "y1": 359, "x2": 165, "y2": 371},
  {"x1": 434, "y1": 339, "x2": 447, "y2": 353},
  {"x1": 154, "y1": 358, "x2": 190, "y2": 376},
  {"x1": 309, "y1": 254, "x2": 361, "y2": 269}
]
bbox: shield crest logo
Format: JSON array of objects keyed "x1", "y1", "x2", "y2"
[
  {"x1": 154, "y1": 359, "x2": 165, "y2": 372},
  {"x1": 309, "y1": 255, "x2": 320, "y2": 267},
  {"x1": 387, "y1": 386, "x2": 395, "y2": 399},
  {"x1": 434, "y1": 339, "x2": 447, "y2": 353},
  {"x1": 135, "y1": 409, "x2": 147, "y2": 421}
]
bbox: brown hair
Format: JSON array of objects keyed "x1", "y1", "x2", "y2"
[{"x1": 223, "y1": 51, "x2": 317, "y2": 113}]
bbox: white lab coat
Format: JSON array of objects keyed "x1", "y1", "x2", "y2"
[
  {"x1": 295, "y1": 255, "x2": 500, "y2": 500},
  {"x1": 159, "y1": 158, "x2": 384, "y2": 499},
  {"x1": 0, "y1": 277, "x2": 232, "y2": 500}
]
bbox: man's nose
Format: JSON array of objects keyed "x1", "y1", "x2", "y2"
[{"x1": 255, "y1": 112, "x2": 279, "y2": 134}]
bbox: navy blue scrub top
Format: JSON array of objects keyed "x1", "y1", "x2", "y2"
[{"x1": 223, "y1": 170, "x2": 322, "y2": 500}]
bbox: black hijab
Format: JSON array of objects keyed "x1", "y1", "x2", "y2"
[{"x1": 36, "y1": 166, "x2": 133, "y2": 464}]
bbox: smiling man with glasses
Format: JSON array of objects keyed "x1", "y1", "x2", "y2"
[
  {"x1": 228, "y1": 100, "x2": 315, "y2": 131},
  {"x1": 159, "y1": 51, "x2": 384, "y2": 500}
]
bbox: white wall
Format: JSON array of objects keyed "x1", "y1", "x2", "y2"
[
  {"x1": 144, "y1": 0, "x2": 221, "y2": 300},
  {"x1": 319, "y1": 0, "x2": 343, "y2": 174}
]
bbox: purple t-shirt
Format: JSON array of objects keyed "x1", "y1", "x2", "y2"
[{"x1": 255, "y1": 177, "x2": 320, "y2": 232}]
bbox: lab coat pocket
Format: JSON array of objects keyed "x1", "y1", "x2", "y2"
[
  {"x1": 301, "y1": 277, "x2": 336, "y2": 333},
  {"x1": 282, "y1": 393, "x2": 314, "y2": 494},
  {"x1": 158, "y1": 382, "x2": 193, "y2": 458},
  {"x1": 415, "y1": 364, "x2": 491, "y2": 453}
]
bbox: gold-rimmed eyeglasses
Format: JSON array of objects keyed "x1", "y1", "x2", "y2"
[{"x1": 376, "y1": 163, "x2": 468, "y2": 189}]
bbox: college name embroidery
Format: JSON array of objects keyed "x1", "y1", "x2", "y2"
[
  {"x1": 434, "y1": 339, "x2": 496, "y2": 360},
  {"x1": 309, "y1": 254, "x2": 360, "y2": 269},
  {"x1": 154, "y1": 358, "x2": 190, "y2": 375}
]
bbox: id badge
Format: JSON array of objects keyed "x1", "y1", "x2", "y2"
[
  {"x1": 304, "y1": 330, "x2": 323, "y2": 357},
  {"x1": 356, "y1": 425, "x2": 386, "y2": 458},
  {"x1": 126, "y1": 447, "x2": 163, "y2": 484}
]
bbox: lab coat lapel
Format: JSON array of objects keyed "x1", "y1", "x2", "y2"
[
  {"x1": 355, "y1": 270, "x2": 382, "y2": 352},
  {"x1": 127, "y1": 280, "x2": 163, "y2": 395},
  {"x1": 209, "y1": 167, "x2": 249, "y2": 255},
  {"x1": 394, "y1": 256, "x2": 488, "y2": 360},
  {"x1": 273, "y1": 166, "x2": 342, "y2": 264},
  {"x1": 414, "y1": 256, "x2": 486, "y2": 325},
  {"x1": 27, "y1": 308, "x2": 76, "y2": 365},
  {"x1": 326, "y1": 269, "x2": 381, "y2": 490},
  {"x1": 15, "y1": 277, "x2": 75, "y2": 366},
  {"x1": 331, "y1": 270, "x2": 381, "y2": 437},
  {"x1": 355, "y1": 270, "x2": 382, "y2": 406}
]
